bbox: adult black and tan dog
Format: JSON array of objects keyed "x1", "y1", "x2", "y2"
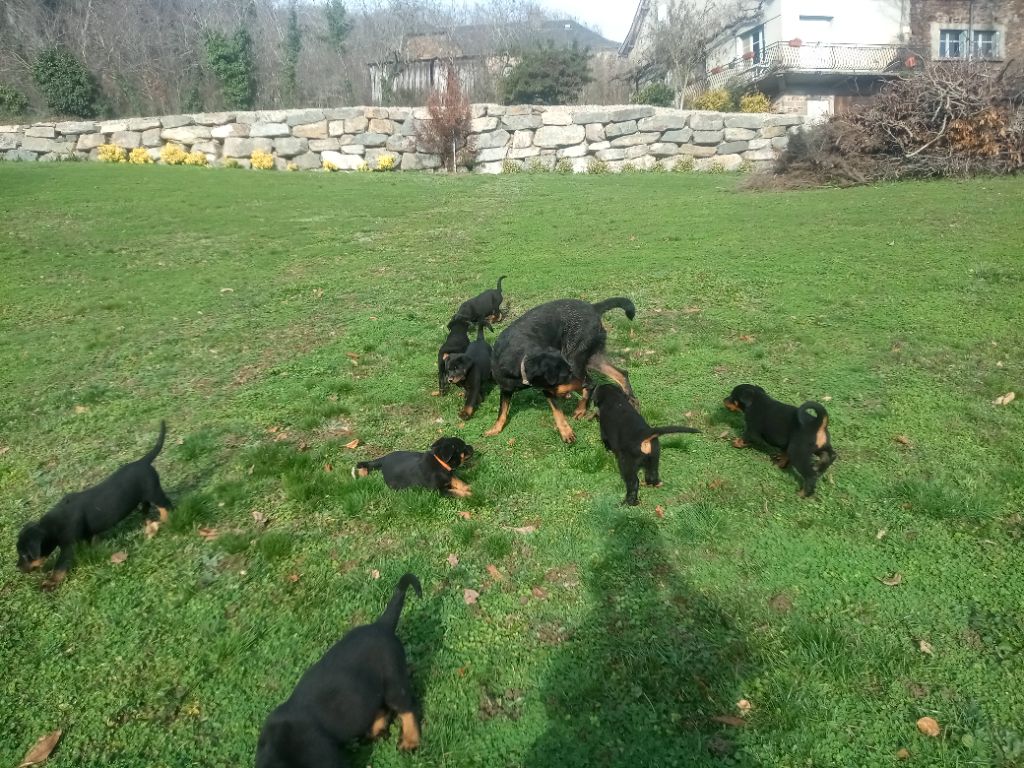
[
  {"x1": 353, "y1": 437, "x2": 474, "y2": 497},
  {"x1": 16, "y1": 421, "x2": 172, "y2": 590},
  {"x1": 593, "y1": 384, "x2": 700, "y2": 505},
  {"x1": 255, "y1": 574, "x2": 423, "y2": 768},
  {"x1": 444, "y1": 325, "x2": 492, "y2": 420},
  {"x1": 724, "y1": 384, "x2": 837, "y2": 497},
  {"x1": 485, "y1": 297, "x2": 636, "y2": 443}
]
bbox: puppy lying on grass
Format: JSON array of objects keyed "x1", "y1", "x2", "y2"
[
  {"x1": 353, "y1": 437, "x2": 474, "y2": 497},
  {"x1": 256, "y1": 573, "x2": 423, "y2": 768},
  {"x1": 16, "y1": 421, "x2": 172, "y2": 590}
]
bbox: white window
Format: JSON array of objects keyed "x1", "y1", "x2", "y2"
[
  {"x1": 740, "y1": 25, "x2": 765, "y2": 65},
  {"x1": 974, "y1": 30, "x2": 998, "y2": 58},
  {"x1": 939, "y1": 28, "x2": 999, "y2": 58},
  {"x1": 939, "y1": 29, "x2": 966, "y2": 58}
]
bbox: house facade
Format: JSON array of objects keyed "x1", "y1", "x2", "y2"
[{"x1": 623, "y1": 0, "x2": 1023, "y2": 116}]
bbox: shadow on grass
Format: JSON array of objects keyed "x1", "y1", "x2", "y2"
[{"x1": 525, "y1": 511, "x2": 761, "y2": 767}]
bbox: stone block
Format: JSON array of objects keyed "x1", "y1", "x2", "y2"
[
  {"x1": 212, "y1": 123, "x2": 249, "y2": 139},
  {"x1": 764, "y1": 114, "x2": 804, "y2": 127},
  {"x1": 249, "y1": 122, "x2": 290, "y2": 138},
  {"x1": 352, "y1": 132, "x2": 388, "y2": 147},
  {"x1": 193, "y1": 112, "x2": 234, "y2": 126},
  {"x1": 386, "y1": 135, "x2": 416, "y2": 153},
  {"x1": 345, "y1": 116, "x2": 369, "y2": 133},
  {"x1": 572, "y1": 109, "x2": 610, "y2": 124},
  {"x1": 474, "y1": 129, "x2": 511, "y2": 150},
  {"x1": 25, "y1": 125, "x2": 56, "y2": 138},
  {"x1": 0, "y1": 134, "x2": 18, "y2": 150},
  {"x1": 771, "y1": 136, "x2": 789, "y2": 150},
  {"x1": 368, "y1": 118, "x2": 394, "y2": 134},
  {"x1": 5, "y1": 149, "x2": 37, "y2": 161},
  {"x1": 511, "y1": 130, "x2": 533, "y2": 149},
  {"x1": 285, "y1": 109, "x2": 325, "y2": 126},
  {"x1": 608, "y1": 106, "x2": 655, "y2": 121},
  {"x1": 77, "y1": 133, "x2": 106, "y2": 151},
  {"x1": 55, "y1": 121, "x2": 97, "y2": 135},
  {"x1": 661, "y1": 128, "x2": 693, "y2": 143},
  {"x1": 609, "y1": 132, "x2": 659, "y2": 148},
  {"x1": 141, "y1": 128, "x2": 162, "y2": 147},
  {"x1": 320, "y1": 151, "x2": 365, "y2": 170},
  {"x1": 724, "y1": 127, "x2": 756, "y2": 141},
  {"x1": 718, "y1": 140, "x2": 749, "y2": 154},
  {"x1": 324, "y1": 108, "x2": 364, "y2": 120},
  {"x1": 222, "y1": 137, "x2": 274, "y2": 157},
  {"x1": 649, "y1": 142, "x2": 679, "y2": 157},
  {"x1": 638, "y1": 114, "x2": 687, "y2": 131},
  {"x1": 690, "y1": 113, "x2": 724, "y2": 131},
  {"x1": 587, "y1": 140, "x2": 610, "y2": 151},
  {"x1": 161, "y1": 114, "x2": 193, "y2": 129},
  {"x1": 542, "y1": 110, "x2": 572, "y2": 125},
  {"x1": 596, "y1": 148, "x2": 627, "y2": 161},
  {"x1": 274, "y1": 137, "x2": 309, "y2": 157},
  {"x1": 585, "y1": 123, "x2": 605, "y2": 142},
  {"x1": 693, "y1": 130, "x2": 724, "y2": 145},
  {"x1": 110, "y1": 131, "x2": 142, "y2": 149},
  {"x1": 365, "y1": 107, "x2": 388, "y2": 119},
  {"x1": 509, "y1": 146, "x2": 541, "y2": 159},
  {"x1": 604, "y1": 120, "x2": 637, "y2": 139},
  {"x1": 161, "y1": 125, "x2": 212, "y2": 144},
  {"x1": 293, "y1": 121, "x2": 328, "y2": 139},
  {"x1": 724, "y1": 115, "x2": 765, "y2": 130},
  {"x1": 471, "y1": 117, "x2": 499, "y2": 132},
  {"x1": 502, "y1": 114, "x2": 543, "y2": 130},
  {"x1": 556, "y1": 143, "x2": 587, "y2": 158},
  {"x1": 678, "y1": 144, "x2": 718, "y2": 158},
  {"x1": 534, "y1": 124, "x2": 586, "y2": 148},
  {"x1": 477, "y1": 147, "x2": 509, "y2": 163},
  {"x1": 758, "y1": 126, "x2": 787, "y2": 138},
  {"x1": 309, "y1": 138, "x2": 342, "y2": 152}
]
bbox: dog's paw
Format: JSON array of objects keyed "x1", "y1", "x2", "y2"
[
  {"x1": 732, "y1": 437, "x2": 749, "y2": 449},
  {"x1": 483, "y1": 427, "x2": 501, "y2": 437},
  {"x1": 559, "y1": 429, "x2": 576, "y2": 444},
  {"x1": 398, "y1": 736, "x2": 420, "y2": 751}
]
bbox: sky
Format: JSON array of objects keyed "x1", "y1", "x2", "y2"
[{"x1": 534, "y1": 0, "x2": 638, "y2": 43}]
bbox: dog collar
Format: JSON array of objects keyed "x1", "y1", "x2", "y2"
[
  {"x1": 433, "y1": 454, "x2": 453, "y2": 472},
  {"x1": 520, "y1": 355, "x2": 530, "y2": 385}
]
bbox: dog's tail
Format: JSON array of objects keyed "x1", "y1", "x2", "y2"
[
  {"x1": 797, "y1": 401, "x2": 828, "y2": 429},
  {"x1": 141, "y1": 421, "x2": 167, "y2": 464},
  {"x1": 592, "y1": 297, "x2": 636, "y2": 320},
  {"x1": 496, "y1": 275, "x2": 506, "y2": 292},
  {"x1": 352, "y1": 458, "x2": 384, "y2": 479},
  {"x1": 377, "y1": 573, "x2": 422, "y2": 632}
]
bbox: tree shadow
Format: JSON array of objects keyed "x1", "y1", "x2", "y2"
[{"x1": 524, "y1": 511, "x2": 762, "y2": 767}]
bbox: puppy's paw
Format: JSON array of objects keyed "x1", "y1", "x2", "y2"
[
  {"x1": 732, "y1": 437, "x2": 749, "y2": 449},
  {"x1": 41, "y1": 573, "x2": 66, "y2": 592},
  {"x1": 558, "y1": 429, "x2": 576, "y2": 444}
]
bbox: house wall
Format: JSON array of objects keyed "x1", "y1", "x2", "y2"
[
  {"x1": 909, "y1": 0, "x2": 1024, "y2": 60},
  {"x1": 0, "y1": 105, "x2": 808, "y2": 174}
]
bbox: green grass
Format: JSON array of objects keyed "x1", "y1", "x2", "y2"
[{"x1": 1, "y1": 164, "x2": 1022, "y2": 767}]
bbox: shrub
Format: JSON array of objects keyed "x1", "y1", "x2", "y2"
[
  {"x1": 32, "y1": 47, "x2": 103, "y2": 118},
  {"x1": 375, "y1": 153, "x2": 396, "y2": 171},
  {"x1": 740, "y1": 91, "x2": 772, "y2": 113},
  {"x1": 322, "y1": 159, "x2": 338, "y2": 171},
  {"x1": 691, "y1": 88, "x2": 733, "y2": 112},
  {"x1": 673, "y1": 156, "x2": 695, "y2": 172},
  {"x1": 501, "y1": 158, "x2": 521, "y2": 174},
  {"x1": 356, "y1": 161, "x2": 370, "y2": 172},
  {"x1": 632, "y1": 82, "x2": 675, "y2": 107},
  {"x1": 500, "y1": 42, "x2": 592, "y2": 105},
  {"x1": 160, "y1": 143, "x2": 189, "y2": 165},
  {"x1": 621, "y1": 162, "x2": 638, "y2": 174},
  {"x1": 417, "y1": 63, "x2": 472, "y2": 172},
  {"x1": 554, "y1": 158, "x2": 574, "y2": 174},
  {"x1": 97, "y1": 144, "x2": 127, "y2": 163},
  {"x1": 525, "y1": 158, "x2": 551, "y2": 173},
  {"x1": 286, "y1": 161, "x2": 299, "y2": 171},
  {"x1": 129, "y1": 147, "x2": 153, "y2": 164},
  {"x1": 205, "y1": 28, "x2": 256, "y2": 110},
  {"x1": 0, "y1": 84, "x2": 29, "y2": 116},
  {"x1": 184, "y1": 150, "x2": 209, "y2": 166},
  {"x1": 587, "y1": 158, "x2": 609, "y2": 175},
  {"x1": 224, "y1": 158, "x2": 241, "y2": 169},
  {"x1": 250, "y1": 149, "x2": 274, "y2": 170}
]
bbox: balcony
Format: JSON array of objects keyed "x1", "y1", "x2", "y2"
[{"x1": 703, "y1": 41, "x2": 906, "y2": 91}]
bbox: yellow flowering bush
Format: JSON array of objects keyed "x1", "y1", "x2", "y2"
[
  {"x1": 287, "y1": 162, "x2": 299, "y2": 172},
  {"x1": 375, "y1": 153, "x2": 397, "y2": 172},
  {"x1": 98, "y1": 144, "x2": 127, "y2": 163},
  {"x1": 160, "y1": 143, "x2": 188, "y2": 165},
  {"x1": 129, "y1": 147, "x2": 153, "y2": 164},
  {"x1": 692, "y1": 88, "x2": 733, "y2": 112},
  {"x1": 356, "y1": 161, "x2": 370, "y2": 172},
  {"x1": 740, "y1": 91, "x2": 773, "y2": 113},
  {"x1": 184, "y1": 150, "x2": 208, "y2": 166},
  {"x1": 251, "y1": 149, "x2": 275, "y2": 170},
  {"x1": 322, "y1": 159, "x2": 338, "y2": 172}
]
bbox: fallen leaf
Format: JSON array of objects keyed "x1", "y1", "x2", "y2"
[
  {"x1": 198, "y1": 527, "x2": 219, "y2": 541},
  {"x1": 297, "y1": 441, "x2": 310, "y2": 452},
  {"x1": 918, "y1": 639, "x2": 934, "y2": 656},
  {"x1": 219, "y1": 287, "x2": 233, "y2": 293},
  {"x1": 323, "y1": 463, "x2": 333, "y2": 472},
  {"x1": 430, "y1": 390, "x2": 441, "y2": 397},
  {"x1": 917, "y1": 716, "x2": 940, "y2": 737},
  {"x1": 345, "y1": 352, "x2": 360, "y2": 363},
  {"x1": 821, "y1": 395, "x2": 832, "y2": 402},
  {"x1": 370, "y1": 569, "x2": 380, "y2": 580},
  {"x1": 267, "y1": 425, "x2": 280, "y2": 433},
  {"x1": 737, "y1": 699, "x2": 752, "y2": 714},
  {"x1": 654, "y1": 505, "x2": 666, "y2": 519},
  {"x1": 251, "y1": 510, "x2": 269, "y2": 528},
  {"x1": 463, "y1": 588, "x2": 480, "y2": 605},
  {"x1": 993, "y1": 391, "x2": 1016, "y2": 406},
  {"x1": 447, "y1": 554, "x2": 459, "y2": 568},
  {"x1": 312, "y1": 288, "x2": 324, "y2": 299},
  {"x1": 878, "y1": 572, "x2": 903, "y2": 587},
  {"x1": 894, "y1": 435, "x2": 913, "y2": 447},
  {"x1": 896, "y1": 748, "x2": 911, "y2": 760},
  {"x1": 531, "y1": 586, "x2": 548, "y2": 599},
  {"x1": 768, "y1": 593, "x2": 793, "y2": 613},
  {"x1": 510, "y1": 525, "x2": 537, "y2": 534},
  {"x1": 710, "y1": 715, "x2": 747, "y2": 727},
  {"x1": 507, "y1": 438, "x2": 516, "y2": 446},
  {"x1": 0, "y1": 445, "x2": 9, "y2": 456},
  {"x1": 110, "y1": 551, "x2": 128, "y2": 564},
  {"x1": 458, "y1": 511, "x2": 472, "y2": 521},
  {"x1": 18, "y1": 729, "x2": 62, "y2": 767},
  {"x1": 287, "y1": 573, "x2": 300, "y2": 583},
  {"x1": 718, "y1": 430, "x2": 730, "y2": 440},
  {"x1": 683, "y1": 306, "x2": 702, "y2": 314},
  {"x1": 708, "y1": 478, "x2": 725, "y2": 491},
  {"x1": 486, "y1": 564, "x2": 505, "y2": 581},
  {"x1": 876, "y1": 528, "x2": 888, "y2": 540},
  {"x1": 738, "y1": 334, "x2": 756, "y2": 343},
  {"x1": 73, "y1": 405, "x2": 89, "y2": 414},
  {"x1": 247, "y1": 464, "x2": 255, "y2": 475},
  {"x1": 344, "y1": 439, "x2": 360, "y2": 449},
  {"x1": 143, "y1": 520, "x2": 160, "y2": 539}
]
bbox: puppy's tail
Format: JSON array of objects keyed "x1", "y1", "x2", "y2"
[
  {"x1": 141, "y1": 420, "x2": 167, "y2": 464},
  {"x1": 496, "y1": 275, "x2": 506, "y2": 292},
  {"x1": 797, "y1": 401, "x2": 828, "y2": 429},
  {"x1": 377, "y1": 573, "x2": 422, "y2": 633},
  {"x1": 352, "y1": 458, "x2": 383, "y2": 479},
  {"x1": 650, "y1": 425, "x2": 702, "y2": 437},
  {"x1": 592, "y1": 297, "x2": 636, "y2": 320}
]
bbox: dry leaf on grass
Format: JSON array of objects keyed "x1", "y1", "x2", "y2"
[
  {"x1": 344, "y1": 439, "x2": 360, "y2": 450},
  {"x1": 143, "y1": 520, "x2": 160, "y2": 539},
  {"x1": 654, "y1": 505, "x2": 665, "y2": 519},
  {"x1": 110, "y1": 551, "x2": 128, "y2": 564},
  {"x1": 251, "y1": 510, "x2": 270, "y2": 528},
  {"x1": 876, "y1": 528, "x2": 888, "y2": 540},
  {"x1": 297, "y1": 441, "x2": 310, "y2": 452},
  {"x1": 18, "y1": 729, "x2": 62, "y2": 767},
  {"x1": 710, "y1": 715, "x2": 746, "y2": 727},
  {"x1": 993, "y1": 391, "x2": 1016, "y2": 406},
  {"x1": 509, "y1": 525, "x2": 537, "y2": 534},
  {"x1": 287, "y1": 573, "x2": 300, "y2": 583},
  {"x1": 894, "y1": 435, "x2": 913, "y2": 447},
  {"x1": 507, "y1": 438, "x2": 516, "y2": 446},
  {"x1": 198, "y1": 527, "x2": 219, "y2": 541},
  {"x1": 323, "y1": 463, "x2": 333, "y2": 473},
  {"x1": 737, "y1": 699, "x2": 752, "y2": 714},
  {"x1": 531, "y1": 586, "x2": 548, "y2": 599},
  {"x1": 708, "y1": 478, "x2": 725, "y2": 491},
  {"x1": 718, "y1": 430, "x2": 731, "y2": 440},
  {"x1": 683, "y1": 306, "x2": 702, "y2": 315},
  {"x1": 219, "y1": 287, "x2": 233, "y2": 293},
  {"x1": 447, "y1": 554, "x2": 459, "y2": 568},
  {"x1": 73, "y1": 405, "x2": 89, "y2": 414},
  {"x1": 458, "y1": 511, "x2": 472, "y2": 521},
  {"x1": 430, "y1": 390, "x2": 441, "y2": 397},
  {"x1": 0, "y1": 445, "x2": 10, "y2": 456},
  {"x1": 738, "y1": 334, "x2": 756, "y2": 343},
  {"x1": 878, "y1": 572, "x2": 903, "y2": 587},
  {"x1": 896, "y1": 748, "x2": 911, "y2": 760},
  {"x1": 918, "y1": 640, "x2": 934, "y2": 656},
  {"x1": 463, "y1": 588, "x2": 480, "y2": 605},
  {"x1": 486, "y1": 564, "x2": 505, "y2": 581},
  {"x1": 916, "y1": 717, "x2": 940, "y2": 737},
  {"x1": 370, "y1": 569, "x2": 380, "y2": 580}
]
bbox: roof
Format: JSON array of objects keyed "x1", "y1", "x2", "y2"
[
  {"x1": 401, "y1": 19, "x2": 620, "y2": 61},
  {"x1": 619, "y1": 0, "x2": 651, "y2": 57}
]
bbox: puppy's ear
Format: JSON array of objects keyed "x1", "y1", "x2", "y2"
[{"x1": 432, "y1": 439, "x2": 459, "y2": 468}]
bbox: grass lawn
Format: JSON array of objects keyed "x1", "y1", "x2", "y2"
[{"x1": 1, "y1": 163, "x2": 1022, "y2": 768}]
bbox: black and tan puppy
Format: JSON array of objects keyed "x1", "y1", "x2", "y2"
[
  {"x1": 353, "y1": 437, "x2": 473, "y2": 497},
  {"x1": 455, "y1": 275, "x2": 506, "y2": 326},
  {"x1": 724, "y1": 384, "x2": 836, "y2": 497},
  {"x1": 16, "y1": 421, "x2": 172, "y2": 590},
  {"x1": 444, "y1": 325, "x2": 492, "y2": 420},
  {"x1": 255, "y1": 573, "x2": 423, "y2": 768},
  {"x1": 593, "y1": 384, "x2": 700, "y2": 506},
  {"x1": 437, "y1": 316, "x2": 473, "y2": 395}
]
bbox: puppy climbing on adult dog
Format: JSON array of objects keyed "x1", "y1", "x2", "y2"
[
  {"x1": 724, "y1": 384, "x2": 836, "y2": 497},
  {"x1": 255, "y1": 574, "x2": 423, "y2": 768},
  {"x1": 15, "y1": 421, "x2": 172, "y2": 590},
  {"x1": 593, "y1": 384, "x2": 700, "y2": 505},
  {"x1": 444, "y1": 325, "x2": 492, "y2": 420},
  {"x1": 353, "y1": 437, "x2": 474, "y2": 497},
  {"x1": 486, "y1": 297, "x2": 637, "y2": 443}
]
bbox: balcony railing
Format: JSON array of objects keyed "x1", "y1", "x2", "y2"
[{"x1": 703, "y1": 41, "x2": 905, "y2": 91}]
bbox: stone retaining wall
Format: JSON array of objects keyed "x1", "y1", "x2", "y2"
[{"x1": 0, "y1": 105, "x2": 807, "y2": 172}]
